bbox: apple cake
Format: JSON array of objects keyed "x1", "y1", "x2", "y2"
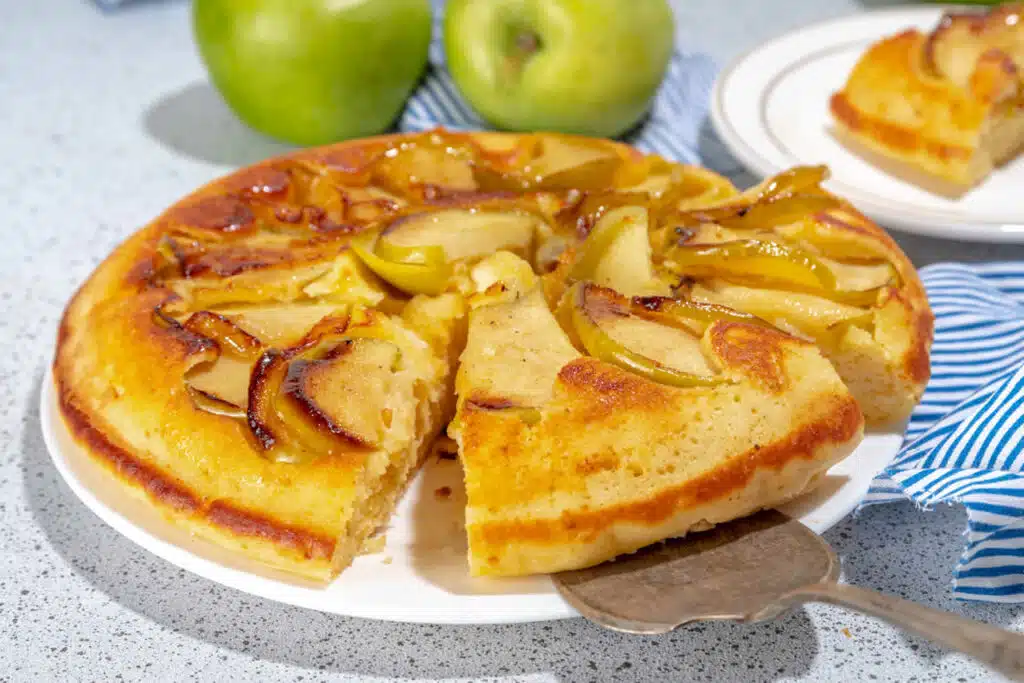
[
  {"x1": 830, "y1": 3, "x2": 1024, "y2": 192},
  {"x1": 54, "y1": 130, "x2": 932, "y2": 580}
]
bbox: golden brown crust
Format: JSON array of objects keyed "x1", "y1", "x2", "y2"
[
  {"x1": 707, "y1": 322, "x2": 795, "y2": 394},
  {"x1": 56, "y1": 367, "x2": 337, "y2": 562},
  {"x1": 554, "y1": 357, "x2": 675, "y2": 418},
  {"x1": 469, "y1": 393, "x2": 861, "y2": 548},
  {"x1": 457, "y1": 312, "x2": 865, "y2": 575}
]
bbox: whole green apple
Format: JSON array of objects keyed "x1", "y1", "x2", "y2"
[
  {"x1": 193, "y1": 0, "x2": 432, "y2": 146},
  {"x1": 444, "y1": 0, "x2": 675, "y2": 138}
]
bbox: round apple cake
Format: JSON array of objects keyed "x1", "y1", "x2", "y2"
[{"x1": 54, "y1": 130, "x2": 932, "y2": 579}]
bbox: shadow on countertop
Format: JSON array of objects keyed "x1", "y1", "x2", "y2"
[
  {"x1": 21, "y1": 370, "x2": 820, "y2": 682},
  {"x1": 143, "y1": 81, "x2": 295, "y2": 168}
]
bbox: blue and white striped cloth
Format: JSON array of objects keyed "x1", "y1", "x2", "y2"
[{"x1": 862, "y1": 264, "x2": 1024, "y2": 602}]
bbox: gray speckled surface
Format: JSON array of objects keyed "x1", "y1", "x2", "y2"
[{"x1": 3, "y1": 0, "x2": 1023, "y2": 681}]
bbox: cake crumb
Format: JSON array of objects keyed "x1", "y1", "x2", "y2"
[
  {"x1": 841, "y1": 628, "x2": 852, "y2": 639},
  {"x1": 381, "y1": 556, "x2": 392, "y2": 565},
  {"x1": 435, "y1": 486, "x2": 452, "y2": 500},
  {"x1": 433, "y1": 436, "x2": 459, "y2": 461}
]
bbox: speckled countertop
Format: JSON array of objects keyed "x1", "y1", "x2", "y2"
[{"x1": 3, "y1": 0, "x2": 1024, "y2": 681}]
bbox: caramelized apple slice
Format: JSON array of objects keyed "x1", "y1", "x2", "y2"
[
  {"x1": 186, "y1": 384, "x2": 248, "y2": 419},
  {"x1": 558, "y1": 190, "x2": 650, "y2": 236},
  {"x1": 754, "y1": 165, "x2": 830, "y2": 202},
  {"x1": 570, "y1": 206, "x2": 639, "y2": 281},
  {"x1": 378, "y1": 209, "x2": 538, "y2": 263},
  {"x1": 172, "y1": 261, "x2": 336, "y2": 309},
  {"x1": 664, "y1": 193, "x2": 839, "y2": 231},
  {"x1": 596, "y1": 309, "x2": 715, "y2": 378},
  {"x1": 821, "y1": 258, "x2": 899, "y2": 295},
  {"x1": 181, "y1": 311, "x2": 263, "y2": 417},
  {"x1": 185, "y1": 354, "x2": 254, "y2": 415},
  {"x1": 776, "y1": 218, "x2": 891, "y2": 262},
  {"x1": 469, "y1": 251, "x2": 539, "y2": 304},
  {"x1": 570, "y1": 282, "x2": 724, "y2": 388},
  {"x1": 301, "y1": 250, "x2": 392, "y2": 306},
  {"x1": 716, "y1": 194, "x2": 841, "y2": 231},
  {"x1": 665, "y1": 239, "x2": 892, "y2": 306},
  {"x1": 372, "y1": 138, "x2": 477, "y2": 195},
  {"x1": 691, "y1": 280, "x2": 873, "y2": 337},
  {"x1": 631, "y1": 295, "x2": 774, "y2": 334},
  {"x1": 458, "y1": 288, "x2": 580, "y2": 409},
  {"x1": 571, "y1": 206, "x2": 668, "y2": 296},
  {"x1": 182, "y1": 311, "x2": 263, "y2": 360},
  {"x1": 657, "y1": 166, "x2": 833, "y2": 229},
  {"x1": 534, "y1": 234, "x2": 571, "y2": 273},
  {"x1": 246, "y1": 334, "x2": 402, "y2": 463},
  {"x1": 275, "y1": 337, "x2": 402, "y2": 451},
  {"x1": 350, "y1": 232, "x2": 453, "y2": 296},
  {"x1": 246, "y1": 350, "x2": 315, "y2": 463},
  {"x1": 667, "y1": 239, "x2": 828, "y2": 289},
  {"x1": 475, "y1": 136, "x2": 621, "y2": 191},
  {"x1": 215, "y1": 302, "x2": 348, "y2": 347}
]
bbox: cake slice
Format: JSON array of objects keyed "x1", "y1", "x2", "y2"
[
  {"x1": 450, "y1": 255, "x2": 863, "y2": 577},
  {"x1": 830, "y1": 3, "x2": 1024, "y2": 192}
]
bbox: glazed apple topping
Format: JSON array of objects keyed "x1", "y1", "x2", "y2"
[
  {"x1": 182, "y1": 312, "x2": 266, "y2": 417},
  {"x1": 557, "y1": 189, "x2": 650, "y2": 238},
  {"x1": 569, "y1": 205, "x2": 668, "y2": 297},
  {"x1": 664, "y1": 239, "x2": 898, "y2": 307},
  {"x1": 689, "y1": 280, "x2": 874, "y2": 339},
  {"x1": 473, "y1": 135, "x2": 622, "y2": 192},
  {"x1": 350, "y1": 208, "x2": 542, "y2": 296},
  {"x1": 141, "y1": 131, "x2": 921, "y2": 465},
  {"x1": 210, "y1": 302, "x2": 350, "y2": 348},
  {"x1": 379, "y1": 209, "x2": 537, "y2": 262},
  {"x1": 351, "y1": 230, "x2": 453, "y2": 296},
  {"x1": 568, "y1": 282, "x2": 726, "y2": 389},
  {"x1": 245, "y1": 324, "x2": 406, "y2": 463}
]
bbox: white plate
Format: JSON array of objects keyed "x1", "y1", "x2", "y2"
[
  {"x1": 710, "y1": 6, "x2": 1024, "y2": 243},
  {"x1": 41, "y1": 374, "x2": 901, "y2": 624}
]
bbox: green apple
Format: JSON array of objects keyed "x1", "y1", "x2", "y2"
[
  {"x1": 444, "y1": 0, "x2": 674, "y2": 138},
  {"x1": 193, "y1": 0, "x2": 432, "y2": 146}
]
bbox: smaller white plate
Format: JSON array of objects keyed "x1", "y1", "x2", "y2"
[
  {"x1": 711, "y1": 6, "x2": 1024, "y2": 244},
  {"x1": 41, "y1": 375, "x2": 901, "y2": 624}
]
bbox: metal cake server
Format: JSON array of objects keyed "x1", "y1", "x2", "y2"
[{"x1": 553, "y1": 510, "x2": 1024, "y2": 680}]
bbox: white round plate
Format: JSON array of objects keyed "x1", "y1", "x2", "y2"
[
  {"x1": 41, "y1": 374, "x2": 901, "y2": 624},
  {"x1": 711, "y1": 6, "x2": 1024, "y2": 243}
]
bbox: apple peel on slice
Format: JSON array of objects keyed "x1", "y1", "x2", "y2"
[{"x1": 569, "y1": 282, "x2": 725, "y2": 389}]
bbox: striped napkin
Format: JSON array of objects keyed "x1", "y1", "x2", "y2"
[{"x1": 863, "y1": 264, "x2": 1024, "y2": 602}]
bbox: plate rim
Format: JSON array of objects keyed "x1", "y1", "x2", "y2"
[
  {"x1": 710, "y1": 4, "x2": 1024, "y2": 244},
  {"x1": 40, "y1": 369, "x2": 898, "y2": 625}
]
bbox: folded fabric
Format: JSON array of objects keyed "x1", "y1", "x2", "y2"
[{"x1": 863, "y1": 263, "x2": 1024, "y2": 602}]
